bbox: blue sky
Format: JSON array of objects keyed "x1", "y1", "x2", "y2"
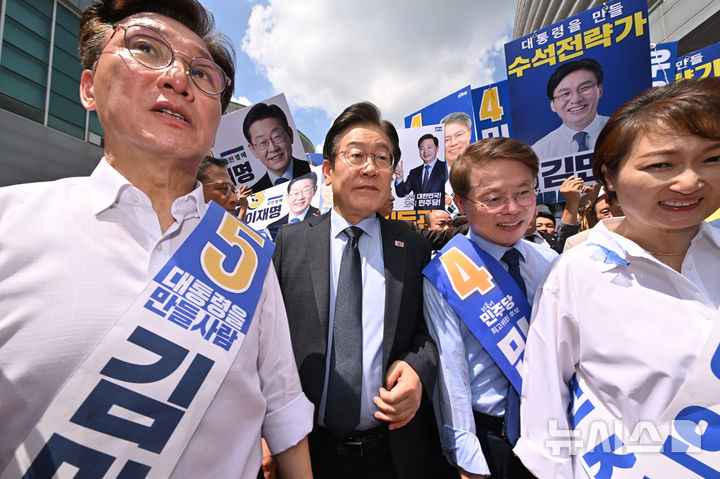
[{"x1": 200, "y1": 0, "x2": 517, "y2": 151}]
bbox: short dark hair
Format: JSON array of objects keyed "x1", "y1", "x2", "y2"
[
  {"x1": 322, "y1": 102, "x2": 400, "y2": 168},
  {"x1": 417, "y1": 133, "x2": 439, "y2": 148},
  {"x1": 546, "y1": 58, "x2": 604, "y2": 100},
  {"x1": 450, "y1": 137, "x2": 538, "y2": 199},
  {"x1": 593, "y1": 77, "x2": 720, "y2": 202},
  {"x1": 242, "y1": 103, "x2": 291, "y2": 144},
  {"x1": 287, "y1": 171, "x2": 317, "y2": 193},
  {"x1": 196, "y1": 155, "x2": 228, "y2": 181},
  {"x1": 536, "y1": 210, "x2": 556, "y2": 226},
  {"x1": 79, "y1": 0, "x2": 236, "y2": 112}
]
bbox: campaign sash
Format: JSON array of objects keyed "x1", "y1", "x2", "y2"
[
  {"x1": 564, "y1": 311, "x2": 720, "y2": 478},
  {"x1": 422, "y1": 234, "x2": 531, "y2": 393},
  {"x1": 1, "y1": 202, "x2": 274, "y2": 479}
]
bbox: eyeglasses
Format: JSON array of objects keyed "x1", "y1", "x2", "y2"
[
  {"x1": 101, "y1": 24, "x2": 230, "y2": 96},
  {"x1": 203, "y1": 181, "x2": 235, "y2": 196},
  {"x1": 338, "y1": 147, "x2": 394, "y2": 170},
  {"x1": 289, "y1": 186, "x2": 316, "y2": 198},
  {"x1": 552, "y1": 82, "x2": 597, "y2": 102},
  {"x1": 463, "y1": 188, "x2": 536, "y2": 214},
  {"x1": 251, "y1": 131, "x2": 290, "y2": 151},
  {"x1": 445, "y1": 129, "x2": 470, "y2": 144}
]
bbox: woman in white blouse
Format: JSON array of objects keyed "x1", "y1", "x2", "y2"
[{"x1": 515, "y1": 77, "x2": 720, "y2": 479}]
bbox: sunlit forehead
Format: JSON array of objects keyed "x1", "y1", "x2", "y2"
[{"x1": 119, "y1": 13, "x2": 212, "y2": 60}]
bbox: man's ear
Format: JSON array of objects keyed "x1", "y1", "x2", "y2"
[
  {"x1": 322, "y1": 159, "x2": 333, "y2": 187},
  {"x1": 598, "y1": 84, "x2": 603, "y2": 99},
  {"x1": 549, "y1": 99, "x2": 557, "y2": 113},
  {"x1": 453, "y1": 194, "x2": 466, "y2": 215},
  {"x1": 80, "y1": 69, "x2": 97, "y2": 111},
  {"x1": 286, "y1": 127, "x2": 294, "y2": 144}
]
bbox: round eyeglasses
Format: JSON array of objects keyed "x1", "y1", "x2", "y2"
[
  {"x1": 463, "y1": 188, "x2": 537, "y2": 214},
  {"x1": 103, "y1": 24, "x2": 230, "y2": 96},
  {"x1": 339, "y1": 147, "x2": 395, "y2": 170}
]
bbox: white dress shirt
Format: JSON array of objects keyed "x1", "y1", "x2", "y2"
[
  {"x1": 318, "y1": 210, "x2": 385, "y2": 431},
  {"x1": 0, "y1": 159, "x2": 313, "y2": 478},
  {"x1": 532, "y1": 114, "x2": 609, "y2": 160},
  {"x1": 515, "y1": 218, "x2": 720, "y2": 479},
  {"x1": 423, "y1": 230, "x2": 557, "y2": 474}
]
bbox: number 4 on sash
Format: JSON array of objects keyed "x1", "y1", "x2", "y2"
[{"x1": 439, "y1": 247, "x2": 495, "y2": 300}]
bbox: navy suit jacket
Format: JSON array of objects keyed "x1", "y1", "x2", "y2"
[
  {"x1": 395, "y1": 159, "x2": 446, "y2": 197},
  {"x1": 272, "y1": 212, "x2": 451, "y2": 479}
]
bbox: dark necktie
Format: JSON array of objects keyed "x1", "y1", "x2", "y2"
[
  {"x1": 573, "y1": 131, "x2": 589, "y2": 152},
  {"x1": 501, "y1": 247, "x2": 526, "y2": 445},
  {"x1": 325, "y1": 226, "x2": 364, "y2": 439},
  {"x1": 422, "y1": 164, "x2": 431, "y2": 192},
  {"x1": 274, "y1": 177, "x2": 289, "y2": 186}
]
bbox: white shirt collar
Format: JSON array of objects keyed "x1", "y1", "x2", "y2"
[
  {"x1": 266, "y1": 158, "x2": 294, "y2": 185},
  {"x1": 468, "y1": 228, "x2": 527, "y2": 263},
  {"x1": 330, "y1": 208, "x2": 379, "y2": 241}
]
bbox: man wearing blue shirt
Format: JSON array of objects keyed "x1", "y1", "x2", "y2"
[{"x1": 424, "y1": 138, "x2": 556, "y2": 479}]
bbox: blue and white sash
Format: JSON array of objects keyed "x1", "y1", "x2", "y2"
[
  {"x1": 1, "y1": 202, "x2": 274, "y2": 479},
  {"x1": 566, "y1": 311, "x2": 720, "y2": 478},
  {"x1": 423, "y1": 235, "x2": 531, "y2": 393}
]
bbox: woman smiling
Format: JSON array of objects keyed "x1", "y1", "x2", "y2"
[{"x1": 515, "y1": 77, "x2": 720, "y2": 478}]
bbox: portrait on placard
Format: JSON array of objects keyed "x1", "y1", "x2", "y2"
[
  {"x1": 505, "y1": 0, "x2": 651, "y2": 194},
  {"x1": 211, "y1": 93, "x2": 311, "y2": 193},
  {"x1": 392, "y1": 124, "x2": 446, "y2": 211}
]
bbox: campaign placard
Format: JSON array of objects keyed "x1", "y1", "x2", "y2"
[
  {"x1": 471, "y1": 80, "x2": 514, "y2": 140},
  {"x1": 651, "y1": 41, "x2": 678, "y2": 86},
  {"x1": 404, "y1": 85, "x2": 476, "y2": 168},
  {"x1": 505, "y1": 0, "x2": 651, "y2": 194},
  {"x1": 211, "y1": 93, "x2": 311, "y2": 193},
  {"x1": 244, "y1": 165, "x2": 323, "y2": 235},
  {"x1": 392, "y1": 125, "x2": 446, "y2": 211},
  {"x1": 675, "y1": 41, "x2": 720, "y2": 81}
]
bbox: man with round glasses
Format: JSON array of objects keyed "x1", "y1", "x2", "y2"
[
  {"x1": 243, "y1": 102, "x2": 311, "y2": 192},
  {"x1": 532, "y1": 58, "x2": 608, "y2": 160},
  {"x1": 272, "y1": 102, "x2": 453, "y2": 478},
  {"x1": 423, "y1": 138, "x2": 556, "y2": 479},
  {"x1": 0, "y1": 1, "x2": 312, "y2": 478}
]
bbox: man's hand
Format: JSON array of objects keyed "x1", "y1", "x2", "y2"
[
  {"x1": 394, "y1": 161, "x2": 404, "y2": 181},
  {"x1": 235, "y1": 185, "x2": 252, "y2": 222},
  {"x1": 373, "y1": 360, "x2": 422, "y2": 430},
  {"x1": 559, "y1": 176, "x2": 588, "y2": 225}
]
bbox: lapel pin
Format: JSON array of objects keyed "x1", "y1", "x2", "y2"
[{"x1": 394, "y1": 240, "x2": 405, "y2": 248}]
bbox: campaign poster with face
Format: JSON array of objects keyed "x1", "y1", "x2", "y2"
[
  {"x1": 404, "y1": 85, "x2": 476, "y2": 169},
  {"x1": 211, "y1": 93, "x2": 311, "y2": 193},
  {"x1": 244, "y1": 165, "x2": 323, "y2": 237},
  {"x1": 675, "y1": 41, "x2": 720, "y2": 81},
  {"x1": 505, "y1": 0, "x2": 651, "y2": 194},
  {"x1": 392, "y1": 124, "x2": 446, "y2": 211}
]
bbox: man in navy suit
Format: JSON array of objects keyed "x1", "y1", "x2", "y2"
[
  {"x1": 394, "y1": 133, "x2": 446, "y2": 201},
  {"x1": 272, "y1": 102, "x2": 452, "y2": 479}
]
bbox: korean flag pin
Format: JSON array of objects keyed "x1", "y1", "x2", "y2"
[{"x1": 394, "y1": 240, "x2": 405, "y2": 248}]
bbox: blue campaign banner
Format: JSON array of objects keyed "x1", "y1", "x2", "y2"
[
  {"x1": 652, "y1": 41, "x2": 678, "y2": 86},
  {"x1": 505, "y1": 0, "x2": 651, "y2": 194},
  {"x1": 423, "y1": 235, "x2": 531, "y2": 392},
  {"x1": 471, "y1": 80, "x2": 514, "y2": 140},
  {"x1": 676, "y1": 41, "x2": 720, "y2": 81},
  {"x1": 153, "y1": 202, "x2": 274, "y2": 337}
]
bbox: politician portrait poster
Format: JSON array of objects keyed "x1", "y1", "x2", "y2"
[
  {"x1": 505, "y1": 0, "x2": 651, "y2": 194},
  {"x1": 211, "y1": 93, "x2": 311, "y2": 193},
  {"x1": 392, "y1": 124, "x2": 446, "y2": 211}
]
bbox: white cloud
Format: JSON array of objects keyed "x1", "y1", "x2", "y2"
[
  {"x1": 242, "y1": 0, "x2": 515, "y2": 128},
  {"x1": 231, "y1": 95, "x2": 252, "y2": 106}
]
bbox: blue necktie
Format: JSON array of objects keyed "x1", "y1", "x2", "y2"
[
  {"x1": 289, "y1": 217, "x2": 299, "y2": 224},
  {"x1": 422, "y1": 164, "x2": 431, "y2": 193},
  {"x1": 501, "y1": 247, "x2": 525, "y2": 445},
  {"x1": 274, "y1": 177, "x2": 289, "y2": 186},
  {"x1": 325, "y1": 226, "x2": 363, "y2": 439},
  {"x1": 573, "y1": 131, "x2": 589, "y2": 152}
]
